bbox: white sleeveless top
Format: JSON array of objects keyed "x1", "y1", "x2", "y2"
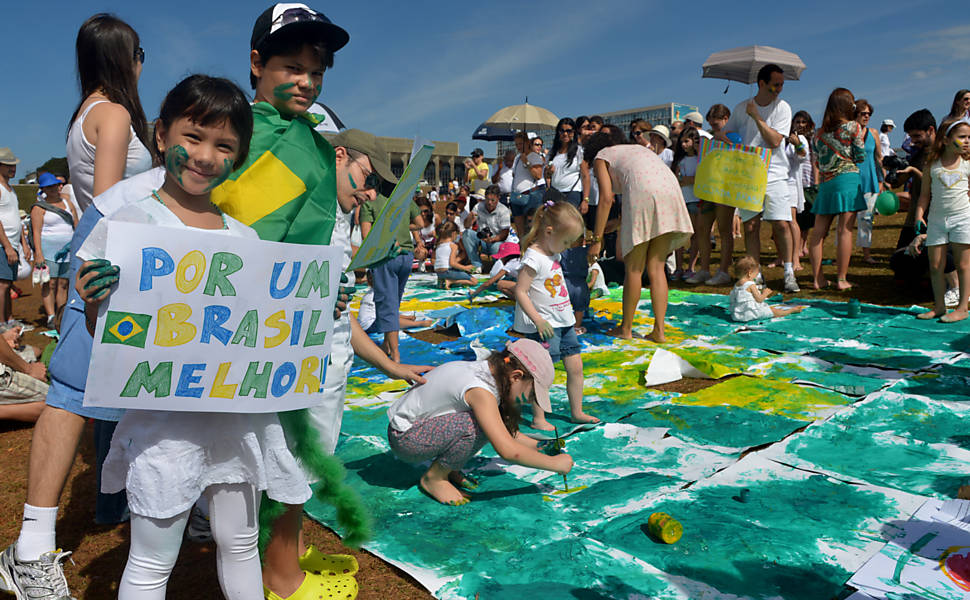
[
  {"x1": 66, "y1": 100, "x2": 153, "y2": 212},
  {"x1": 434, "y1": 241, "x2": 454, "y2": 271}
]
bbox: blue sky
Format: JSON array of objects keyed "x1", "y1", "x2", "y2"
[{"x1": 1, "y1": 0, "x2": 968, "y2": 175}]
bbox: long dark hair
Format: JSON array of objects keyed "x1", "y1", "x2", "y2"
[
  {"x1": 820, "y1": 88, "x2": 855, "y2": 134},
  {"x1": 671, "y1": 127, "x2": 699, "y2": 175},
  {"x1": 948, "y1": 89, "x2": 970, "y2": 119},
  {"x1": 792, "y1": 110, "x2": 815, "y2": 136},
  {"x1": 549, "y1": 117, "x2": 579, "y2": 166},
  {"x1": 154, "y1": 75, "x2": 254, "y2": 169},
  {"x1": 69, "y1": 14, "x2": 149, "y2": 148},
  {"x1": 486, "y1": 350, "x2": 530, "y2": 435}
]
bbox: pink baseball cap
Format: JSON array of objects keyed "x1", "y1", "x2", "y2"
[
  {"x1": 506, "y1": 338, "x2": 554, "y2": 412},
  {"x1": 492, "y1": 242, "x2": 521, "y2": 261}
]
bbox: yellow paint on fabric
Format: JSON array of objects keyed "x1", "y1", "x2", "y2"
[
  {"x1": 211, "y1": 152, "x2": 306, "y2": 226},
  {"x1": 673, "y1": 376, "x2": 851, "y2": 422}
]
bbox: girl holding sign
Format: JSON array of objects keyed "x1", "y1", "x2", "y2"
[{"x1": 76, "y1": 75, "x2": 311, "y2": 599}]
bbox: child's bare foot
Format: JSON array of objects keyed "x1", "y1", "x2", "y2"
[
  {"x1": 793, "y1": 262, "x2": 803, "y2": 272},
  {"x1": 605, "y1": 326, "x2": 633, "y2": 339},
  {"x1": 420, "y1": 473, "x2": 468, "y2": 505},
  {"x1": 835, "y1": 279, "x2": 852, "y2": 291},
  {"x1": 530, "y1": 417, "x2": 555, "y2": 431},
  {"x1": 813, "y1": 278, "x2": 830, "y2": 290},
  {"x1": 917, "y1": 308, "x2": 945, "y2": 320},
  {"x1": 768, "y1": 259, "x2": 782, "y2": 268},
  {"x1": 941, "y1": 310, "x2": 968, "y2": 323},
  {"x1": 448, "y1": 470, "x2": 479, "y2": 490},
  {"x1": 645, "y1": 329, "x2": 665, "y2": 343},
  {"x1": 571, "y1": 412, "x2": 600, "y2": 425},
  {"x1": 444, "y1": 281, "x2": 452, "y2": 290}
]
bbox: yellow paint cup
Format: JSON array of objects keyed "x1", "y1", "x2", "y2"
[{"x1": 647, "y1": 512, "x2": 683, "y2": 544}]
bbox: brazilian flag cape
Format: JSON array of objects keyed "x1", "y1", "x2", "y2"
[
  {"x1": 212, "y1": 102, "x2": 371, "y2": 551},
  {"x1": 211, "y1": 101, "x2": 337, "y2": 245}
]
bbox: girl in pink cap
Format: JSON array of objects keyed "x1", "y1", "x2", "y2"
[{"x1": 386, "y1": 339, "x2": 573, "y2": 505}]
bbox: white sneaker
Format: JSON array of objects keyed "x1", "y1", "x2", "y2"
[
  {"x1": 0, "y1": 544, "x2": 75, "y2": 600},
  {"x1": 31, "y1": 267, "x2": 41, "y2": 285},
  {"x1": 945, "y1": 287, "x2": 960, "y2": 308},
  {"x1": 705, "y1": 271, "x2": 732, "y2": 286},
  {"x1": 40, "y1": 266, "x2": 50, "y2": 284},
  {"x1": 685, "y1": 270, "x2": 710, "y2": 284},
  {"x1": 784, "y1": 272, "x2": 800, "y2": 293}
]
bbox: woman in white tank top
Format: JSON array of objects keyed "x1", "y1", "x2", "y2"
[{"x1": 66, "y1": 15, "x2": 152, "y2": 213}]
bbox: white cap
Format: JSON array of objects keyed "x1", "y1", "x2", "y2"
[{"x1": 882, "y1": 119, "x2": 895, "y2": 127}]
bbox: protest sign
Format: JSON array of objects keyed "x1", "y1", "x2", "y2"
[
  {"x1": 84, "y1": 222, "x2": 342, "y2": 413},
  {"x1": 347, "y1": 143, "x2": 434, "y2": 271},
  {"x1": 694, "y1": 138, "x2": 772, "y2": 212}
]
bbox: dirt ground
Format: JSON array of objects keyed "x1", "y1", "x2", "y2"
[{"x1": 0, "y1": 210, "x2": 930, "y2": 598}]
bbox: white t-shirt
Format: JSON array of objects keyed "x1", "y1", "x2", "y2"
[
  {"x1": 489, "y1": 256, "x2": 522, "y2": 279},
  {"x1": 357, "y1": 288, "x2": 377, "y2": 331},
  {"x1": 658, "y1": 148, "x2": 674, "y2": 168},
  {"x1": 725, "y1": 97, "x2": 792, "y2": 183},
  {"x1": 513, "y1": 247, "x2": 575, "y2": 332},
  {"x1": 549, "y1": 147, "x2": 584, "y2": 193},
  {"x1": 495, "y1": 165, "x2": 514, "y2": 195},
  {"x1": 473, "y1": 201, "x2": 511, "y2": 235},
  {"x1": 428, "y1": 189, "x2": 439, "y2": 203},
  {"x1": 0, "y1": 185, "x2": 21, "y2": 253},
  {"x1": 929, "y1": 158, "x2": 970, "y2": 221},
  {"x1": 678, "y1": 155, "x2": 699, "y2": 203},
  {"x1": 512, "y1": 153, "x2": 546, "y2": 194},
  {"x1": 879, "y1": 132, "x2": 895, "y2": 157},
  {"x1": 387, "y1": 360, "x2": 498, "y2": 432}
]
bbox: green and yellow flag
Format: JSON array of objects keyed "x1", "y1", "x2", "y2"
[
  {"x1": 101, "y1": 311, "x2": 152, "y2": 348},
  {"x1": 212, "y1": 102, "x2": 337, "y2": 246}
]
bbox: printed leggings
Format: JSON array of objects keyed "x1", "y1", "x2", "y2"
[
  {"x1": 388, "y1": 411, "x2": 488, "y2": 470},
  {"x1": 119, "y1": 483, "x2": 262, "y2": 600}
]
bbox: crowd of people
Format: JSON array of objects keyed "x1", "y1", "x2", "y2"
[{"x1": 0, "y1": 3, "x2": 967, "y2": 599}]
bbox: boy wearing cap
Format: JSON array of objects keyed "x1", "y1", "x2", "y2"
[
  {"x1": 209, "y1": 6, "x2": 431, "y2": 600},
  {"x1": 0, "y1": 149, "x2": 28, "y2": 322}
]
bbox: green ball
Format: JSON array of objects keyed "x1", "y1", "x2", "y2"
[{"x1": 875, "y1": 191, "x2": 899, "y2": 216}]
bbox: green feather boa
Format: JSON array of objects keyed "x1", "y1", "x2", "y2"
[{"x1": 258, "y1": 408, "x2": 372, "y2": 556}]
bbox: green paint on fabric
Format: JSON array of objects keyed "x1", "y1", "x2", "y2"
[
  {"x1": 590, "y1": 475, "x2": 902, "y2": 600},
  {"x1": 204, "y1": 158, "x2": 234, "y2": 192},
  {"x1": 785, "y1": 422, "x2": 970, "y2": 497},
  {"x1": 625, "y1": 404, "x2": 805, "y2": 449}
]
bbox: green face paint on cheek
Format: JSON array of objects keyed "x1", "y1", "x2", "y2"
[
  {"x1": 165, "y1": 145, "x2": 188, "y2": 186},
  {"x1": 204, "y1": 158, "x2": 233, "y2": 192},
  {"x1": 273, "y1": 82, "x2": 296, "y2": 101}
]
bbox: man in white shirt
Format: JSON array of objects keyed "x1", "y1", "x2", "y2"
[
  {"x1": 462, "y1": 184, "x2": 511, "y2": 270},
  {"x1": 716, "y1": 63, "x2": 799, "y2": 293},
  {"x1": 0, "y1": 149, "x2": 26, "y2": 322},
  {"x1": 685, "y1": 111, "x2": 712, "y2": 140}
]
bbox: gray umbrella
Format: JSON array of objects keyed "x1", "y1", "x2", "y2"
[{"x1": 702, "y1": 45, "x2": 806, "y2": 84}]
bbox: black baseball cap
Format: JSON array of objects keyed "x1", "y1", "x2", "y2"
[{"x1": 251, "y1": 3, "x2": 349, "y2": 53}]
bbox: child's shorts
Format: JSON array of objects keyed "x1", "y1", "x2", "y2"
[
  {"x1": 926, "y1": 212, "x2": 970, "y2": 247},
  {"x1": 518, "y1": 325, "x2": 581, "y2": 362},
  {"x1": 436, "y1": 269, "x2": 473, "y2": 281},
  {"x1": 686, "y1": 200, "x2": 716, "y2": 216}
]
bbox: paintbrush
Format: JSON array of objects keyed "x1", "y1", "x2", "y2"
[{"x1": 555, "y1": 426, "x2": 568, "y2": 492}]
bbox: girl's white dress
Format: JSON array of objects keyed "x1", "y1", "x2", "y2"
[
  {"x1": 729, "y1": 280, "x2": 774, "y2": 322},
  {"x1": 78, "y1": 195, "x2": 312, "y2": 519}
]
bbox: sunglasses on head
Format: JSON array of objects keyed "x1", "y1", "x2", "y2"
[{"x1": 134, "y1": 47, "x2": 145, "y2": 64}]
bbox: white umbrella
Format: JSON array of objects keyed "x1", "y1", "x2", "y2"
[
  {"x1": 702, "y1": 45, "x2": 806, "y2": 84},
  {"x1": 484, "y1": 101, "x2": 559, "y2": 129}
]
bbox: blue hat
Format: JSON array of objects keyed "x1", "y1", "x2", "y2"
[{"x1": 37, "y1": 172, "x2": 61, "y2": 188}]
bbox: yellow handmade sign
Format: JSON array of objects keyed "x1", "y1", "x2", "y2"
[{"x1": 694, "y1": 139, "x2": 772, "y2": 212}]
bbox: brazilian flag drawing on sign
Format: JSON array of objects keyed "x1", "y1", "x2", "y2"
[
  {"x1": 211, "y1": 102, "x2": 337, "y2": 246},
  {"x1": 101, "y1": 311, "x2": 151, "y2": 348}
]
